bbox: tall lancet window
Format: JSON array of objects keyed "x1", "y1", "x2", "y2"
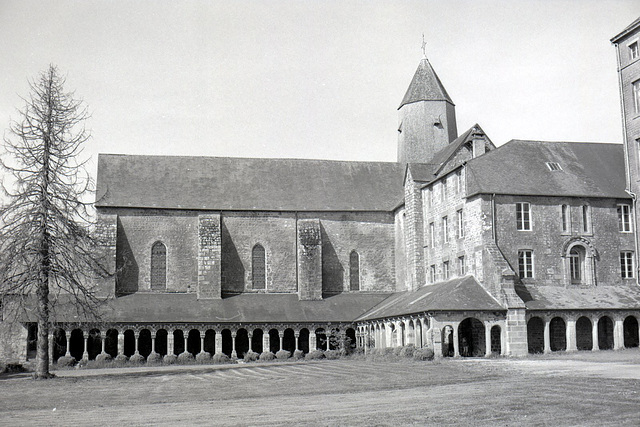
[
  {"x1": 350, "y1": 251, "x2": 360, "y2": 291},
  {"x1": 150, "y1": 241, "x2": 167, "y2": 290},
  {"x1": 252, "y1": 244, "x2": 266, "y2": 290}
]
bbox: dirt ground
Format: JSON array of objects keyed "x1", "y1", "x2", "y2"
[{"x1": 2, "y1": 350, "x2": 640, "y2": 426}]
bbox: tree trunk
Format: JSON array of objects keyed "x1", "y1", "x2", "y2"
[{"x1": 34, "y1": 276, "x2": 53, "y2": 379}]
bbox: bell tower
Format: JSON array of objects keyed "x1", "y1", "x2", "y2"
[{"x1": 397, "y1": 56, "x2": 457, "y2": 164}]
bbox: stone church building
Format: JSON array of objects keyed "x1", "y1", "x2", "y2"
[{"x1": 3, "y1": 17, "x2": 640, "y2": 362}]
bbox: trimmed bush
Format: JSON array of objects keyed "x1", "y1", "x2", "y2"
[
  {"x1": 95, "y1": 353, "x2": 113, "y2": 363},
  {"x1": 114, "y1": 354, "x2": 128, "y2": 367},
  {"x1": 399, "y1": 344, "x2": 416, "y2": 358},
  {"x1": 56, "y1": 356, "x2": 76, "y2": 367},
  {"x1": 163, "y1": 354, "x2": 177, "y2": 365},
  {"x1": 293, "y1": 350, "x2": 304, "y2": 360},
  {"x1": 243, "y1": 350, "x2": 259, "y2": 363},
  {"x1": 393, "y1": 346, "x2": 404, "y2": 356},
  {"x1": 259, "y1": 351, "x2": 275, "y2": 362},
  {"x1": 324, "y1": 349, "x2": 341, "y2": 360},
  {"x1": 275, "y1": 350, "x2": 291, "y2": 360},
  {"x1": 147, "y1": 353, "x2": 163, "y2": 364},
  {"x1": 306, "y1": 349, "x2": 325, "y2": 360},
  {"x1": 212, "y1": 353, "x2": 231, "y2": 364},
  {"x1": 413, "y1": 348, "x2": 435, "y2": 361},
  {"x1": 177, "y1": 352, "x2": 195, "y2": 363},
  {"x1": 129, "y1": 353, "x2": 145, "y2": 364},
  {"x1": 195, "y1": 352, "x2": 212, "y2": 363}
]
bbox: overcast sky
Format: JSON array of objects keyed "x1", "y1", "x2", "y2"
[{"x1": 1, "y1": 1, "x2": 639, "y2": 176}]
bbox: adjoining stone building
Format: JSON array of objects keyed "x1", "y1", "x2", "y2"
[{"x1": 3, "y1": 18, "x2": 640, "y2": 362}]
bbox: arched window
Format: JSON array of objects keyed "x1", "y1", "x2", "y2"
[
  {"x1": 252, "y1": 244, "x2": 266, "y2": 290},
  {"x1": 569, "y1": 246, "x2": 585, "y2": 284},
  {"x1": 150, "y1": 241, "x2": 167, "y2": 290},
  {"x1": 350, "y1": 250, "x2": 360, "y2": 291}
]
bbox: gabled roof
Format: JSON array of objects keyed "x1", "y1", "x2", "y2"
[
  {"x1": 96, "y1": 154, "x2": 405, "y2": 212},
  {"x1": 611, "y1": 17, "x2": 640, "y2": 43},
  {"x1": 356, "y1": 276, "x2": 504, "y2": 321},
  {"x1": 465, "y1": 140, "x2": 628, "y2": 199},
  {"x1": 516, "y1": 283, "x2": 640, "y2": 310},
  {"x1": 398, "y1": 58, "x2": 454, "y2": 110}
]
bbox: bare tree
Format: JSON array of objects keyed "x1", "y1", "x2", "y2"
[{"x1": 0, "y1": 65, "x2": 110, "y2": 379}]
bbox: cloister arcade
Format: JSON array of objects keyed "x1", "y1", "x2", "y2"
[
  {"x1": 35, "y1": 323, "x2": 357, "y2": 362},
  {"x1": 525, "y1": 312, "x2": 640, "y2": 354}
]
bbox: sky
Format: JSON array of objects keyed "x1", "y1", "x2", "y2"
[{"x1": 0, "y1": 1, "x2": 639, "y2": 179}]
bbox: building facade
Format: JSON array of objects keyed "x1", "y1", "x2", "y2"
[{"x1": 3, "y1": 18, "x2": 640, "y2": 363}]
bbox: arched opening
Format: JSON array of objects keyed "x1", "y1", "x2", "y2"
[
  {"x1": 598, "y1": 316, "x2": 614, "y2": 350},
  {"x1": 407, "y1": 321, "x2": 415, "y2": 347},
  {"x1": 458, "y1": 318, "x2": 485, "y2": 357},
  {"x1": 252, "y1": 244, "x2": 266, "y2": 290},
  {"x1": 173, "y1": 330, "x2": 185, "y2": 355},
  {"x1": 390, "y1": 324, "x2": 397, "y2": 348},
  {"x1": 490, "y1": 325, "x2": 501, "y2": 355},
  {"x1": 282, "y1": 329, "x2": 295, "y2": 353},
  {"x1": 204, "y1": 330, "x2": 216, "y2": 354},
  {"x1": 415, "y1": 320, "x2": 423, "y2": 348},
  {"x1": 221, "y1": 329, "x2": 232, "y2": 357},
  {"x1": 399, "y1": 323, "x2": 406, "y2": 347},
  {"x1": 442, "y1": 326, "x2": 454, "y2": 357},
  {"x1": 527, "y1": 317, "x2": 544, "y2": 354},
  {"x1": 187, "y1": 329, "x2": 201, "y2": 355},
  {"x1": 380, "y1": 324, "x2": 386, "y2": 348},
  {"x1": 69, "y1": 329, "x2": 84, "y2": 360},
  {"x1": 87, "y1": 329, "x2": 102, "y2": 360},
  {"x1": 236, "y1": 329, "x2": 249, "y2": 357},
  {"x1": 299, "y1": 328, "x2": 310, "y2": 353},
  {"x1": 139, "y1": 329, "x2": 152, "y2": 358},
  {"x1": 105, "y1": 329, "x2": 118, "y2": 357},
  {"x1": 346, "y1": 328, "x2": 356, "y2": 352},
  {"x1": 328, "y1": 328, "x2": 340, "y2": 350},
  {"x1": 123, "y1": 330, "x2": 136, "y2": 357},
  {"x1": 624, "y1": 316, "x2": 639, "y2": 348},
  {"x1": 315, "y1": 328, "x2": 327, "y2": 351},
  {"x1": 549, "y1": 317, "x2": 566, "y2": 351},
  {"x1": 576, "y1": 317, "x2": 593, "y2": 351},
  {"x1": 155, "y1": 329, "x2": 168, "y2": 356},
  {"x1": 251, "y1": 329, "x2": 263, "y2": 354},
  {"x1": 52, "y1": 328, "x2": 66, "y2": 362},
  {"x1": 349, "y1": 250, "x2": 360, "y2": 291},
  {"x1": 150, "y1": 241, "x2": 167, "y2": 290},
  {"x1": 26, "y1": 323, "x2": 37, "y2": 360},
  {"x1": 269, "y1": 329, "x2": 280, "y2": 353}
]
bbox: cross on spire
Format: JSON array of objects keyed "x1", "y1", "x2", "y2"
[{"x1": 422, "y1": 33, "x2": 427, "y2": 59}]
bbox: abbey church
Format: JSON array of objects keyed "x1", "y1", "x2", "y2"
[{"x1": 3, "y1": 17, "x2": 640, "y2": 362}]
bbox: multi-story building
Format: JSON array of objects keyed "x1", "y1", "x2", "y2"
[{"x1": 2, "y1": 17, "x2": 640, "y2": 363}]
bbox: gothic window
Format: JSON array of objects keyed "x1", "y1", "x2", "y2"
[
  {"x1": 252, "y1": 244, "x2": 266, "y2": 290},
  {"x1": 618, "y1": 204, "x2": 631, "y2": 232},
  {"x1": 561, "y1": 204, "x2": 570, "y2": 233},
  {"x1": 150, "y1": 241, "x2": 167, "y2": 290},
  {"x1": 518, "y1": 250, "x2": 533, "y2": 278},
  {"x1": 569, "y1": 246, "x2": 585, "y2": 284},
  {"x1": 349, "y1": 251, "x2": 360, "y2": 291},
  {"x1": 516, "y1": 202, "x2": 531, "y2": 231},
  {"x1": 621, "y1": 251, "x2": 634, "y2": 279}
]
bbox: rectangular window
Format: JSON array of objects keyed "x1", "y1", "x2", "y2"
[
  {"x1": 561, "y1": 204, "x2": 570, "y2": 232},
  {"x1": 443, "y1": 261, "x2": 450, "y2": 280},
  {"x1": 634, "y1": 80, "x2": 640, "y2": 114},
  {"x1": 428, "y1": 187, "x2": 433, "y2": 207},
  {"x1": 458, "y1": 256, "x2": 466, "y2": 276},
  {"x1": 456, "y1": 209, "x2": 464, "y2": 238},
  {"x1": 582, "y1": 205, "x2": 590, "y2": 233},
  {"x1": 430, "y1": 265, "x2": 436, "y2": 283},
  {"x1": 518, "y1": 250, "x2": 533, "y2": 278},
  {"x1": 456, "y1": 170, "x2": 462, "y2": 194},
  {"x1": 429, "y1": 222, "x2": 435, "y2": 247},
  {"x1": 442, "y1": 179, "x2": 447, "y2": 202},
  {"x1": 442, "y1": 216, "x2": 449, "y2": 243},
  {"x1": 516, "y1": 202, "x2": 531, "y2": 231},
  {"x1": 621, "y1": 252, "x2": 634, "y2": 279},
  {"x1": 631, "y1": 41, "x2": 639, "y2": 60},
  {"x1": 618, "y1": 204, "x2": 631, "y2": 232}
]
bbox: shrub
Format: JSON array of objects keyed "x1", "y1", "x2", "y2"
[
  {"x1": 177, "y1": 352, "x2": 195, "y2": 363},
  {"x1": 163, "y1": 354, "x2": 177, "y2": 365},
  {"x1": 195, "y1": 352, "x2": 212, "y2": 363},
  {"x1": 2, "y1": 362, "x2": 26, "y2": 373},
  {"x1": 243, "y1": 350, "x2": 259, "y2": 363},
  {"x1": 393, "y1": 346, "x2": 404, "y2": 357},
  {"x1": 324, "y1": 349, "x2": 341, "y2": 360},
  {"x1": 114, "y1": 354, "x2": 128, "y2": 367},
  {"x1": 212, "y1": 353, "x2": 231, "y2": 364},
  {"x1": 129, "y1": 353, "x2": 145, "y2": 364},
  {"x1": 259, "y1": 351, "x2": 275, "y2": 362},
  {"x1": 306, "y1": 349, "x2": 325, "y2": 360},
  {"x1": 147, "y1": 353, "x2": 163, "y2": 364},
  {"x1": 293, "y1": 349, "x2": 304, "y2": 360},
  {"x1": 275, "y1": 350, "x2": 291, "y2": 360},
  {"x1": 95, "y1": 353, "x2": 113, "y2": 363},
  {"x1": 399, "y1": 344, "x2": 416, "y2": 358},
  {"x1": 413, "y1": 348, "x2": 435, "y2": 361},
  {"x1": 56, "y1": 356, "x2": 76, "y2": 367}
]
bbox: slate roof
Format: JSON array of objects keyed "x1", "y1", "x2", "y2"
[
  {"x1": 611, "y1": 17, "x2": 640, "y2": 43},
  {"x1": 96, "y1": 154, "x2": 405, "y2": 212},
  {"x1": 465, "y1": 140, "x2": 628, "y2": 199},
  {"x1": 356, "y1": 276, "x2": 504, "y2": 321},
  {"x1": 516, "y1": 284, "x2": 640, "y2": 310},
  {"x1": 398, "y1": 58, "x2": 454, "y2": 110}
]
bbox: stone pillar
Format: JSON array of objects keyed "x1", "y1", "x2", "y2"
[
  {"x1": 183, "y1": 334, "x2": 189, "y2": 355},
  {"x1": 452, "y1": 325, "x2": 460, "y2": 357},
  {"x1": 215, "y1": 331, "x2": 223, "y2": 355},
  {"x1": 263, "y1": 333, "x2": 270, "y2": 353},
  {"x1": 231, "y1": 331, "x2": 237, "y2": 358},
  {"x1": 309, "y1": 332, "x2": 317, "y2": 351},
  {"x1": 501, "y1": 325, "x2": 507, "y2": 356},
  {"x1": 134, "y1": 332, "x2": 140, "y2": 356},
  {"x1": 485, "y1": 323, "x2": 492, "y2": 357},
  {"x1": 248, "y1": 333, "x2": 253, "y2": 353},
  {"x1": 278, "y1": 331, "x2": 283, "y2": 352},
  {"x1": 566, "y1": 319, "x2": 577, "y2": 352},
  {"x1": 297, "y1": 219, "x2": 323, "y2": 300},
  {"x1": 82, "y1": 333, "x2": 89, "y2": 360},
  {"x1": 197, "y1": 214, "x2": 222, "y2": 299},
  {"x1": 167, "y1": 331, "x2": 175, "y2": 355},
  {"x1": 543, "y1": 320, "x2": 551, "y2": 354},
  {"x1": 151, "y1": 333, "x2": 156, "y2": 354},
  {"x1": 505, "y1": 308, "x2": 528, "y2": 357},
  {"x1": 101, "y1": 334, "x2": 107, "y2": 355},
  {"x1": 295, "y1": 332, "x2": 300, "y2": 351},
  {"x1": 614, "y1": 319, "x2": 624, "y2": 350},
  {"x1": 65, "y1": 331, "x2": 71, "y2": 357},
  {"x1": 199, "y1": 332, "x2": 205, "y2": 354},
  {"x1": 592, "y1": 318, "x2": 600, "y2": 351},
  {"x1": 117, "y1": 331, "x2": 125, "y2": 356}
]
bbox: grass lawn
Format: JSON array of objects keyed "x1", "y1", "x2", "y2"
[{"x1": 1, "y1": 350, "x2": 640, "y2": 426}]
